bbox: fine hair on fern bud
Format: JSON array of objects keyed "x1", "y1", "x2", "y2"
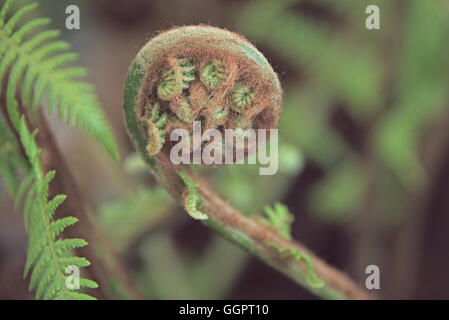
[{"x1": 124, "y1": 25, "x2": 282, "y2": 163}]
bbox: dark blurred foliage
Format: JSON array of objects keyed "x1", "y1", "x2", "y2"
[{"x1": 1, "y1": 0, "x2": 449, "y2": 299}]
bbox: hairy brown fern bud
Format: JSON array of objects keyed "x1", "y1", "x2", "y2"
[{"x1": 124, "y1": 25, "x2": 282, "y2": 163}]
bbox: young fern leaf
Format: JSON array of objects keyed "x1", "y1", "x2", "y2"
[
  {"x1": 18, "y1": 116, "x2": 98, "y2": 300},
  {"x1": 200, "y1": 60, "x2": 227, "y2": 90},
  {"x1": 230, "y1": 82, "x2": 254, "y2": 113},
  {"x1": 0, "y1": 0, "x2": 119, "y2": 159},
  {"x1": 157, "y1": 58, "x2": 195, "y2": 101},
  {"x1": 142, "y1": 102, "x2": 167, "y2": 156},
  {"x1": 262, "y1": 202, "x2": 294, "y2": 240},
  {"x1": 262, "y1": 203, "x2": 324, "y2": 289},
  {"x1": 179, "y1": 171, "x2": 208, "y2": 220}
]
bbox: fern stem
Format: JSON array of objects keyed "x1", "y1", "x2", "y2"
[{"x1": 156, "y1": 153, "x2": 369, "y2": 300}]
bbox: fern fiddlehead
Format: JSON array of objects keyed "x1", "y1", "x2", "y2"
[
  {"x1": 124, "y1": 25, "x2": 282, "y2": 162},
  {"x1": 122, "y1": 26, "x2": 368, "y2": 300}
]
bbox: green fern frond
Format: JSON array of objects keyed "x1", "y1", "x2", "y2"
[
  {"x1": 18, "y1": 116, "x2": 98, "y2": 300},
  {"x1": 0, "y1": 0, "x2": 119, "y2": 159}
]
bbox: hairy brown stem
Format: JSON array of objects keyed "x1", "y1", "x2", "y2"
[{"x1": 153, "y1": 152, "x2": 370, "y2": 300}]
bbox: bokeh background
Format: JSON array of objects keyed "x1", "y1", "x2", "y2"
[{"x1": 1, "y1": 0, "x2": 449, "y2": 299}]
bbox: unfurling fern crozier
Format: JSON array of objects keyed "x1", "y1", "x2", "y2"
[{"x1": 123, "y1": 25, "x2": 283, "y2": 162}]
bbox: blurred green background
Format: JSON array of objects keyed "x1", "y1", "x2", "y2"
[{"x1": 1, "y1": 0, "x2": 449, "y2": 299}]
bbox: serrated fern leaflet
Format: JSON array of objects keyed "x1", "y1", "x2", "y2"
[{"x1": 18, "y1": 116, "x2": 98, "y2": 300}]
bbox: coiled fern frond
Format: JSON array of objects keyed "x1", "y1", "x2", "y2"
[
  {"x1": 200, "y1": 60, "x2": 227, "y2": 90},
  {"x1": 124, "y1": 25, "x2": 282, "y2": 162},
  {"x1": 0, "y1": 0, "x2": 118, "y2": 159}
]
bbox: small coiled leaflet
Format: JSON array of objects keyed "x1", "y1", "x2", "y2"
[
  {"x1": 142, "y1": 102, "x2": 167, "y2": 156},
  {"x1": 230, "y1": 82, "x2": 254, "y2": 113},
  {"x1": 200, "y1": 60, "x2": 227, "y2": 90},
  {"x1": 157, "y1": 58, "x2": 196, "y2": 101}
]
